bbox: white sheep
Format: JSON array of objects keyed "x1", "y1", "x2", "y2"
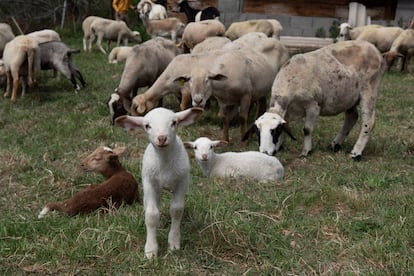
[
  {"x1": 82, "y1": 16, "x2": 102, "y2": 52},
  {"x1": 2, "y1": 35, "x2": 41, "y2": 102},
  {"x1": 90, "y1": 18, "x2": 142, "y2": 54},
  {"x1": 137, "y1": 0, "x2": 167, "y2": 20},
  {"x1": 383, "y1": 29, "x2": 414, "y2": 72},
  {"x1": 225, "y1": 19, "x2": 276, "y2": 40},
  {"x1": 244, "y1": 40, "x2": 386, "y2": 160},
  {"x1": 108, "y1": 46, "x2": 133, "y2": 63},
  {"x1": 27, "y1": 29, "x2": 61, "y2": 44},
  {"x1": 115, "y1": 107, "x2": 204, "y2": 259},
  {"x1": 184, "y1": 137, "x2": 284, "y2": 181},
  {"x1": 191, "y1": 36, "x2": 231, "y2": 54},
  {"x1": 179, "y1": 19, "x2": 226, "y2": 52},
  {"x1": 338, "y1": 23, "x2": 402, "y2": 53}
]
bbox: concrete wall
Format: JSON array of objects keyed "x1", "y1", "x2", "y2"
[{"x1": 218, "y1": 0, "x2": 414, "y2": 38}]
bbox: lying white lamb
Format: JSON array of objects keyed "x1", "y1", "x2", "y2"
[{"x1": 184, "y1": 137, "x2": 284, "y2": 181}]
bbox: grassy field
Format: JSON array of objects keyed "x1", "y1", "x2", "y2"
[{"x1": 0, "y1": 30, "x2": 413, "y2": 275}]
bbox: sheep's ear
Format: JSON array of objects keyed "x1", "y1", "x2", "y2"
[
  {"x1": 210, "y1": 73, "x2": 227, "y2": 81},
  {"x1": 115, "y1": 115, "x2": 145, "y2": 131},
  {"x1": 183, "y1": 142, "x2": 194, "y2": 149},
  {"x1": 113, "y1": 146, "x2": 126, "y2": 156},
  {"x1": 241, "y1": 123, "x2": 258, "y2": 142},
  {"x1": 174, "y1": 75, "x2": 190, "y2": 86},
  {"x1": 176, "y1": 107, "x2": 204, "y2": 126},
  {"x1": 212, "y1": 140, "x2": 228, "y2": 148},
  {"x1": 282, "y1": 123, "x2": 296, "y2": 141}
]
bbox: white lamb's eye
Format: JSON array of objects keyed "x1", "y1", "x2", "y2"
[
  {"x1": 171, "y1": 120, "x2": 177, "y2": 127},
  {"x1": 193, "y1": 146, "x2": 197, "y2": 150},
  {"x1": 210, "y1": 145, "x2": 213, "y2": 149},
  {"x1": 145, "y1": 123, "x2": 151, "y2": 130}
]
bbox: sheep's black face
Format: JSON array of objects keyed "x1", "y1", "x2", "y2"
[
  {"x1": 271, "y1": 125, "x2": 284, "y2": 147},
  {"x1": 108, "y1": 94, "x2": 128, "y2": 125}
]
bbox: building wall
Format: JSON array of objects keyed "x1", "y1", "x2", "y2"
[{"x1": 217, "y1": 0, "x2": 414, "y2": 37}]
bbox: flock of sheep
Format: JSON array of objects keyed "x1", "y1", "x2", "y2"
[{"x1": 1, "y1": 0, "x2": 413, "y2": 260}]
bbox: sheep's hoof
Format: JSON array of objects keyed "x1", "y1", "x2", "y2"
[
  {"x1": 299, "y1": 150, "x2": 311, "y2": 159},
  {"x1": 145, "y1": 251, "x2": 157, "y2": 260},
  {"x1": 351, "y1": 154, "x2": 362, "y2": 161},
  {"x1": 329, "y1": 143, "x2": 342, "y2": 152}
]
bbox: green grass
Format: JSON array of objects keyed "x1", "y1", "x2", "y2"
[{"x1": 1, "y1": 31, "x2": 413, "y2": 274}]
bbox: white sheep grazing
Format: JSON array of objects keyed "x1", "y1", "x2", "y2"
[
  {"x1": 137, "y1": 0, "x2": 167, "y2": 20},
  {"x1": 115, "y1": 107, "x2": 204, "y2": 259},
  {"x1": 108, "y1": 46, "x2": 133, "y2": 63},
  {"x1": 383, "y1": 29, "x2": 414, "y2": 72},
  {"x1": 244, "y1": 40, "x2": 386, "y2": 160},
  {"x1": 184, "y1": 137, "x2": 284, "y2": 181},
  {"x1": 90, "y1": 18, "x2": 142, "y2": 54},
  {"x1": 82, "y1": 16, "x2": 102, "y2": 52},
  {"x1": 27, "y1": 29, "x2": 61, "y2": 44},
  {"x1": 2, "y1": 35, "x2": 41, "y2": 102},
  {"x1": 338, "y1": 23, "x2": 402, "y2": 53}
]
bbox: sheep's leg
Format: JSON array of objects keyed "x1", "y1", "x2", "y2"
[
  {"x1": 143, "y1": 182, "x2": 160, "y2": 259},
  {"x1": 96, "y1": 34, "x2": 107, "y2": 54},
  {"x1": 301, "y1": 102, "x2": 320, "y2": 157},
  {"x1": 83, "y1": 36, "x2": 87, "y2": 51},
  {"x1": 350, "y1": 95, "x2": 376, "y2": 160},
  {"x1": 168, "y1": 182, "x2": 187, "y2": 252},
  {"x1": 10, "y1": 72, "x2": 20, "y2": 103},
  {"x1": 4, "y1": 69, "x2": 11, "y2": 98},
  {"x1": 331, "y1": 106, "x2": 358, "y2": 152},
  {"x1": 239, "y1": 95, "x2": 252, "y2": 138}
]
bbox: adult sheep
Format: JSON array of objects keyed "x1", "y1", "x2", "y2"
[
  {"x1": 2, "y1": 35, "x2": 41, "y2": 102},
  {"x1": 225, "y1": 19, "x2": 280, "y2": 40},
  {"x1": 338, "y1": 23, "x2": 402, "y2": 53},
  {"x1": 383, "y1": 29, "x2": 414, "y2": 73},
  {"x1": 243, "y1": 40, "x2": 386, "y2": 160},
  {"x1": 27, "y1": 29, "x2": 61, "y2": 44},
  {"x1": 82, "y1": 16, "x2": 102, "y2": 52},
  {"x1": 136, "y1": 0, "x2": 167, "y2": 20},
  {"x1": 108, "y1": 37, "x2": 182, "y2": 123},
  {"x1": 0, "y1": 23, "x2": 15, "y2": 57},
  {"x1": 90, "y1": 18, "x2": 141, "y2": 54},
  {"x1": 179, "y1": 19, "x2": 226, "y2": 52}
]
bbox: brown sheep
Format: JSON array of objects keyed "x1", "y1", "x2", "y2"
[{"x1": 37, "y1": 146, "x2": 140, "y2": 218}]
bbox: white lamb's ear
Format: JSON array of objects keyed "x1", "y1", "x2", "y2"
[
  {"x1": 212, "y1": 140, "x2": 228, "y2": 148},
  {"x1": 183, "y1": 142, "x2": 194, "y2": 149},
  {"x1": 175, "y1": 107, "x2": 204, "y2": 126},
  {"x1": 115, "y1": 115, "x2": 146, "y2": 131}
]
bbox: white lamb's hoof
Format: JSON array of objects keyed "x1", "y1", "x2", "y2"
[{"x1": 145, "y1": 251, "x2": 157, "y2": 260}]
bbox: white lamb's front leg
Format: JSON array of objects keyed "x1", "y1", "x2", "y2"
[
  {"x1": 143, "y1": 181, "x2": 160, "y2": 259},
  {"x1": 168, "y1": 178, "x2": 188, "y2": 252}
]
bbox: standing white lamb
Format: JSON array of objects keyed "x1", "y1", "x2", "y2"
[
  {"x1": 115, "y1": 107, "x2": 204, "y2": 259},
  {"x1": 184, "y1": 137, "x2": 284, "y2": 181}
]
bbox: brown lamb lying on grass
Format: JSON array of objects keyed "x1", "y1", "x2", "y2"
[{"x1": 38, "y1": 146, "x2": 140, "y2": 218}]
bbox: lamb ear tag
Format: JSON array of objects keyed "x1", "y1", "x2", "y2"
[{"x1": 179, "y1": 79, "x2": 185, "y2": 86}]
